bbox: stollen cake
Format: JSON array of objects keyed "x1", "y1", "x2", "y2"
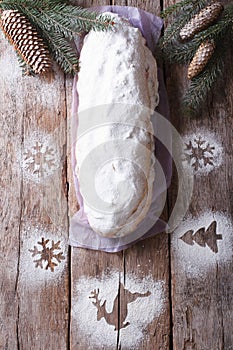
[{"x1": 75, "y1": 13, "x2": 159, "y2": 238}]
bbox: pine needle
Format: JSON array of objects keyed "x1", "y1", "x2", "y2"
[
  {"x1": 160, "y1": 0, "x2": 233, "y2": 113},
  {"x1": 43, "y1": 31, "x2": 79, "y2": 74},
  {"x1": 183, "y1": 50, "x2": 224, "y2": 112},
  {"x1": 0, "y1": 0, "x2": 114, "y2": 74}
]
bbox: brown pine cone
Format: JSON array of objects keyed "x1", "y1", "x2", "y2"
[
  {"x1": 0, "y1": 10, "x2": 51, "y2": 74},
  {"x1": 188, "y1": 40, "x2": 215, "y2": 79},
  {"x1": 180, "y1": 2, "x2": 223, "y2": 41}
]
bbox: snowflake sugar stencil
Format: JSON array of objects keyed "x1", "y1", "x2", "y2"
[
  {"x1": 20, "y1": 226, "x2": 67, "y2": 285},
  {"x1": 29, "y1": 237, "x2": 65, "y2": 272},
  {"x1": 20, "y1": 132, "x2": 60, "y2": 183},
  {"x1": 183, "y1": 131, "x2": 223, "y2": 175}
]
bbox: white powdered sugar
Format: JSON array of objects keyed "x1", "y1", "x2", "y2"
[
  {"x1": 172, "y1": 212, "x2": 233, "y2": 278},
  {"x1": 0, "y1": 32, "x2": 22, "y2": 79},
  {"x1": 77, "y1": 13, "x2": 159, "y2": 111},
  {"x1": 75, "y1": 13, "x2": 159, "y2": 238},
  {"x1": 19, "y1": 225, "x2": 67, "y2": 286},
  {"x1": 72, "y1": 270, "x2": 165, "y2": 349},
  {"x1": 18, "y1": 131, "x2": 61, "y2": 183},
  {"x1": 182, "y1": 130, "x2": 223, "y2": 175}
]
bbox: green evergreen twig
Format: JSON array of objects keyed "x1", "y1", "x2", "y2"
[
  {"x1": 160, "y1": 0, "x2": 233, "y2": 113},
  {"x1": 0, "y1": 0, "x2": 114, "y2": 74}
]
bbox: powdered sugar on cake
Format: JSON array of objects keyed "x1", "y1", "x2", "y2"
[{"x1": 75, "y1": 13, "x2": 159, "y2": 237}]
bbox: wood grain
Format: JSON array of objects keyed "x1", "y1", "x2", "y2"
[
  {"x1": 16, "y1": 67, "x2": 69, "y2": 349},
  {"x1": 0, "y1": 0, "x2": 232, "y2": 349},
  {"x1": 112, "y1": 0, "x2": 161, "y2": 14},
  {"x1": 69, "y1": 1, "x2": 170, "y2": 349},
  {"x1": 68, "y1": 2, "x2": 121, "y2": 350},
  {"x1": 163, "y1": 0, "x2": 233, "y2": 349},
  {"x1": 122, "y1": 234, "x2": 171, "y2": 349},
  {"x1": 0, "y1": 36, "x2": 70, "y2": 348},
  {"x1": 0, "y1": 33, "x2": 22, "y2": 350},
  {"x1": 116, "y1": 1, "x2": 170, "y2": 347}
]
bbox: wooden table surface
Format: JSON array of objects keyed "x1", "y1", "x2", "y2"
[{"x1": 0, "y1": 0, "x2": 232, "y2": 349}]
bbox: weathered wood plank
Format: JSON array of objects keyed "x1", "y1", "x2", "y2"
[
  {"x1": 0, "y1": 33, "x2": 22, "y2": 350},
  {"x1": 0, "y1": 34, "x2": 70, "y2": 348},
  {"x1": 68, "y1": 2, "x2": 122, "y2": 350},
  {"x1": 117, "y1": 1, "x2": 170, "y2": 348},
  {"x1": 164, "y1": 0, "x2": 233, "y2": 349},
  {"x1": 69, "y1": 1, "x2": 171, "y2": 349},
  {"x1": 122, "y1": 234, "x2": 171, "y2": 349},
  {"x1": 17, "y1": 69, "x2": 69, "y2": 348},
  {"x1": 112, "y1": 0, "x2": 160, "y2": 14}
]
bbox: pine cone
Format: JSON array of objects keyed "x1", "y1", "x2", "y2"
[
  {"x1": 0, "y1": 10, "x2": 51, "y2": 74},
  {"x1": 180, "y1": 2, "x2": 223, "y2": 41},
  {"x1": 188, "y1": 40, "x2": 215, "y2": 79}
]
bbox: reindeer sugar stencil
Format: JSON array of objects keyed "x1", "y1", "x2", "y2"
[
  {"x1": 89, "y1": 282, "x2": 151, "y2": 330},
  {"x1": 73, "y1": 271, "x2": 165, "y2": 349}
]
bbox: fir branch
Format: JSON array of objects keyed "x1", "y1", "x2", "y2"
[
  {"x1": 160, "y1": 13, "x2": 191, "y2": 48},
  {"x1": 0, "y1": 1, "x2": 19, "y2": 11},
  {"x1": 160, "y1": 0, "x2": 233, "y2": 112},
  {"x1": 162, "y1": 39, "x2": 199, "y2": 64},
  {"x1": 160, "y1": 0, "x2": 214, "y2": 49},
  {"x1": 183, "y1": 48, "x2": 224, "y2": 111},
  {"x1": 161, "y1": 0, "x2": 212, "y2": 19},
  {"x1": 161, "y1": 3, "x2": 233, "y2": 64},
  {"x1": 0, "y1": 0, "x2": 67, "y2": 8},
  {"x1": 42, "y1": 5, "x2": 113, "y2": 33},
  {"x1": 161, "y1": 0, "x2": 191, "y2": 19},
  {"x1": 43, "y1": 30, "x2": 79, "y2": 73},
  {"x1": 16, "y1": 52, "x2": 35, "y2": 75},
  {"x1": 0, "y1": 0, "x2": 113, "y2": 74},
  {"x1": 33, "y1": 6, "x2": 112, "y2": 40},
  {"x1": 194, "y1": 6, "x2": 233, "y2": 43},
  {"x1": 0, "y1": 1, "x2": 114, "y2": 33},
  {"x1": 11, "y1": 3, "x2": 79, "y2": 73}
]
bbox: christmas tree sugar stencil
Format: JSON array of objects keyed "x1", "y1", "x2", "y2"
[{"x1": 180, "y1": 221, "x2": 222, "y2": 253}]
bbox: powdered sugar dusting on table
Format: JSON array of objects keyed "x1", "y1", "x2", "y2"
[
  {"x1": 18, "y1": 131, "x2": 61, "y2": 183},
  {"x1": 182, "y1": 130, "x2": 223, "y2": 175},
  {"x1": 20, "y1": 225, "x2": 67, "y2": 286},
  {"x1": 72, "y1": 270, "x2": 165, "y2": 349},
  {"x1": 172, "y1": 212, "x2": 233, "y2": 278}
]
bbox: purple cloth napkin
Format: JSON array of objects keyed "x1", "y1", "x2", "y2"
[{"x1": 69, "y1": 6, "x2": 172, "y2": 252}]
